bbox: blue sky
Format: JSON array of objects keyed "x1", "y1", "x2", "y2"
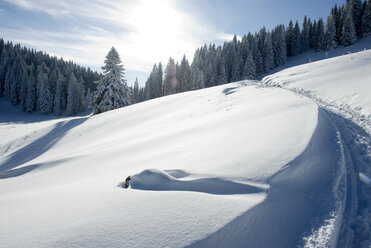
[{"x1": 0, "y1": 0, "x2": 346, "y2": 85}]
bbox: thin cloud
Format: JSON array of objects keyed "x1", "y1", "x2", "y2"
[{"x1": 2, "y1": 0, "x2": 233, "y2": 77}]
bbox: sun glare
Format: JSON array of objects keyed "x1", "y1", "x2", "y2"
[{"x1": 122, "y1": 0, "x2": 194, "y2": 70}]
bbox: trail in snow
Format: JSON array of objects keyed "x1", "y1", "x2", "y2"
[
  {"x1": 259, "y1": 81, "x2": 371, "y2": 247},
  {"x1": 188, "y1": 108, "x2": 347, "y2": 248},
  {"x1": 260, "y1": 50, "x2": 371, "y2": 246}
]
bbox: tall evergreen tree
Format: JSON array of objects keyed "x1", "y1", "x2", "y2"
[
  {"x1": 93, "y1": 47, "x2": 130, "y2": 115},
  {"x1": 311, "y1": 20, "x2": 318, "y2": 48},
  {"x1": 341, "y1": 7, "x2": 357, "y2": 46},
  {"x1": 19, "y1": 61, "x2": 28, "y2": 111},
  {"x1": 25, "y1": 64, "x2": 36, "y2": 113},
  {"x1": 67, "y1": 72, "x2": 78, "y2": 115},
  {"x1": 362, "y1": 0, "x2": 371, "y2": 35},
  {"x1": 316, "y1": 18, "x2": 325, "y2": 51},
  {"x1": 243, "y1": 47, "x2": 256, "y2": 80},
  {"x1": 286, "y1": 20, "x2": 294, "y2": 56},
  {"x1": 292, "y1": 21, "x2": 302, "y2": 55},
  {"x1": 38, "y1": 76, "x2": 53, "y2": 114},
  {"x1": 273, "y1": 25, "x2": 287, "y2": 66},
  {"x1": 349, "y1": 0, "x2": 363, "y2": 36},
  {"x1": 53, "y1": 70, "x2": 64, "y2": 115},
  {"x1": 133, "y1": 77, "x2": 139, "y2": 104},
  {"x1": 325, "y1": 14, "x2": 338, "y2": 50},
  {"x1": 163, "y1": 58, "x2": 177, "y2": 95},
  {"x1": 263, "y1": 32, "x2": 274, "y2": 72},
  {"x1": 301, "y1": 16, "x2": 310, "y2": 51}
]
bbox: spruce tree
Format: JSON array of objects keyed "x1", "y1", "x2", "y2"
[
  {"x1": 163, "y1": 58, "x2": 177, "y2": 95},
  {"x1": 286, "y1": 20, "x2": 294, "y2": 56},
  {"x1": 263, "y1": 32, "x2": 274, "y2": 72},
  {"x1": 93, "y1": 47, "x2": 130, "y2": 115},
  {"x1": 77, "y1": 76, "x2": 86, "y2": 112},
  {"x1": 292, "y1": 21, "x2": 302, "y2": 55},
  {"x1": 311, "y1": 20, "x2": 318, "y2": 48},
  {"x1": 325, "y1": 14, "x2": 338, "y2": 50},
  {"x1": 243, "y1": 47, "x2": 256, "y2": 80},
  {"x1": 316, "y1": 18, "x2": 325, "y2": 51},
  {"x1": 54, "y1": 71, "x2": 64, "y2": 115},
  {"x1": 25, "y1": 64, "x2": 36, "y2": 113},
  {"x1": 341, "y1": 7, "x2": 357, "y2": 46},
  {"x1": 133, "y1": 77, "x2": 139, "y2": 104},
  {"x1": 301, "y1": 16, "x2": 310, "y2": 51},
  {"x1": 19, "y1": 62, "x2": 28, "y2": 111},
  {"x1": 67, "y1": 72, "x2": 78, "y2": 115},
  {"x1": 362, "y1": 0, "x2": 371, "y2": 35},
  {"x1": 38, "y1": 76, "x2": 53, "y2": 114},
  {"x1": 273, "y1": 25, "x2": 287, "y2": 66},
  {"x1": 349, "y1": 0, "x2": 363, "y2": 36}
]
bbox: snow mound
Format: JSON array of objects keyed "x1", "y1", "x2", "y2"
[{"x1": 128, "y1": 169, "x2": 264, "y2": 195}]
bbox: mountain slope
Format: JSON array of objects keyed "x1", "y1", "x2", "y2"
[
  {"x1": 263, "y1": 49, "x2": 371, "y2": 248},
  {"x1": 0, "y1": 48, "x2": 370, "y2": 247}
]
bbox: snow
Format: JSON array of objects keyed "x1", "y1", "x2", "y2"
[
  {"x1": 262, "y1": 45, "x2": 371, "y2": 247},
  {"x1": 262, "y1": 39, "x2": 371, "y2": 134},
  {"x1": 0, "y1": 42, "x2": 370, "y2": 247},
  {"x1": 0, "y1": 81, "x2": 320, "y2": 247}
]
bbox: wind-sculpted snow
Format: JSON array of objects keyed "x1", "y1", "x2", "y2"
[
  {"x1": 189, "y1": 109, "x2": 347, "y2": 248},
  {"x1": 262, "y1": 49, "x2": 371, "y2": 247},
  {"x1": 127, "y1": 169, "x2": 264, "y2": 195},
  {"x1": 0, "y1": 82, "x2": 318, "y2": 248}
]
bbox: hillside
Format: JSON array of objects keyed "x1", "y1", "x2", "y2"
[{"x1": 0, "y1": 49, "x2": 370, "y2": 247}]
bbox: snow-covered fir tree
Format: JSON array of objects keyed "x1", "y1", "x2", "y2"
[
  {"x1": 77, "y1": 76, "x2": 86, "y2": 112},
  {"x1": 53, "y1": 70, "x2": 64, "y2": 115},
  {"x1": 263, "y1": 32, "x2": 274, "y2": 72},
  {"x1": 362, "y1": 0, "x2": 371, "y2": 35},
  {"x1": 243, "y1": 47, "x2": 256, "y2": 80},
  {"x1": 301, "y1": 16, "x2": 310, "y2": 51},
  {"x1": 341, "y1": 7, "x2": 357, "y2": 46},
  {"x1": 133, "y1": 77, "x2": 139, "y2": 104},
  {"x1": 325, "y1": 14, "x2": 338, "y2": 50},
  {"x1": 19, "y1": 62, "x2": 28, "y2": 111},
  {"x1": 291, "y1": 21, "x2": 302, "y2": 56},
  {"x1": 163, "y1": 58, "x2": 177, "y2": 95},
  {"x1": 38, "y1": 76, "x2": 53, "y2": 114},
  {"x1": 286, "y1": 20, "x2": 294, "y2": 56},
  {"x1": 93, "y1": 47, "x2": 130, "y2": 115},
  {"x1": 349, "y1": 0, "x2": 363, "y2": 36},
  {"x1": 25, "y1": 64, "x2": 36, "y2": 113},
  {"x1": 67, "y1": 72, "x2": 78, "y2": 116},
  {"x1": 316, "y1": 18, "x2": 325, "y2": 51},
  {"x1": 273, "y1": 25, "x2": 287, "y2": 67}
]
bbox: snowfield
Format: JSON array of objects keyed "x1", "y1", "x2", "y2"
[{"x1": 0, "y1": 48, "x2": 370, "y2": 247}]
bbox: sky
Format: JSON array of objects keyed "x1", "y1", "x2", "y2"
[{"x1": 0, "y1": 0, "x2": 346, "y2": 86}]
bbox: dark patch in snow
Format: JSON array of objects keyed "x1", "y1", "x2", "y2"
[{"x1": 223, "y1": 87, "x2": 238, "y2": 95}]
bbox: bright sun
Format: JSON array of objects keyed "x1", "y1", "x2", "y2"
[{"x1": 122, "y1": 0, "x2": 196, "y2": 71}]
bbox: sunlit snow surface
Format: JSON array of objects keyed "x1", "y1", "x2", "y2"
[{"x1": 0, "y1": 43, "x2": 370, "y2": 247}]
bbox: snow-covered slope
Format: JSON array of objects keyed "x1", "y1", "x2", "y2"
[
  {"x1": 263, "y1": 49, "x2": 371, "y2": 248},
  {"x1": 263, "y1": 49, "x2": 371, "y2": 134},
  {"x1": 0, "y1": 47, "x2": 370, "y2": 247}
]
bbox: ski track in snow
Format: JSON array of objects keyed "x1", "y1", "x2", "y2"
[{"x1": 261, "y1": 59, "x2": 371, "y2": 247}]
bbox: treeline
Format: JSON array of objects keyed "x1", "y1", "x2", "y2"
[
  {"x1": 134, "y1": 0, "x2": 371, "y2": 103},
  {"x1": 0, "y1": 39, "x2": 101, "y2": 115}
]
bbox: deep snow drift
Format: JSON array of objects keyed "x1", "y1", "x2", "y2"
[{"x1": 0, "y1": 47, "x2": 370, "y2": 247}]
